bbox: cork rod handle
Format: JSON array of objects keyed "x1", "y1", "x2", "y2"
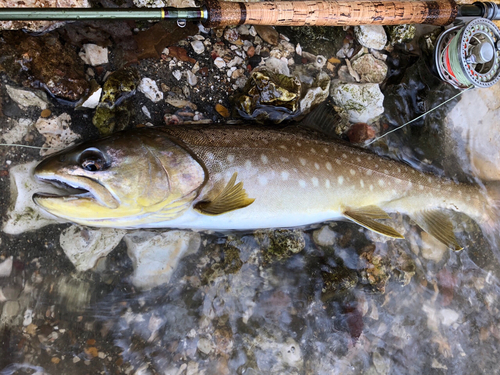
[{"x1": 204, "y1": 0, "x2": 458, "y2": 27}]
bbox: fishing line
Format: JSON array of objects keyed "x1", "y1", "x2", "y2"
[
  {"x1": 0, "y1": 143, "x2": 60, "y2": 150},
  {"x1": 365, "y1": 86, "x2": 473, "y2": 146}
]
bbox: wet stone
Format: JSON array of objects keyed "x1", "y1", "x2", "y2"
[
  {"x1": 255, "y1": 229, "x2": 306, "y2": 263},
  {"x1": 321, "y1": 265, "x2": 358, "y2": 301},
  {"x1": 0, "y1": 31, "x2": 89, "y2": 101},
  {"x1": 386, "y1": 24, "x2": 416, "y2": 45},
  {"x1": 351, "y1": 54, "x2": 388, "y2": 84}
]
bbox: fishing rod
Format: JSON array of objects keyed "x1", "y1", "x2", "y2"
[{"x1": 1, "y1": 0, "x2": 500, "y2": 88}]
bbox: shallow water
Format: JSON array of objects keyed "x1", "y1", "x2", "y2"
[{"x1": 1, "y1": 20, "x2": 500, "y2": 375}]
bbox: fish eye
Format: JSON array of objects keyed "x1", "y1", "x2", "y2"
[{"x1": 78, "y1": 148, "x2": 109, "y2": 172}]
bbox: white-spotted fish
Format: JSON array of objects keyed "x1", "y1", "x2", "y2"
[{"x1": 33, "y1": 125, "x2": 498, "y2": 250}]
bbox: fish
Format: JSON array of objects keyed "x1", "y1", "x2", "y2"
[{"x1": 32, "y1": 125, "x2": 498, "y2": 250}]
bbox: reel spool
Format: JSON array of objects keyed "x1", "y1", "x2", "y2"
[{"x1": 435, "y1": 18, "x2": 500, "y2": 89}]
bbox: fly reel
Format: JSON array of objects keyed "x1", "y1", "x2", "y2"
[{"x1": 435, "y1": 18, "x2": 500, "y2": 89}]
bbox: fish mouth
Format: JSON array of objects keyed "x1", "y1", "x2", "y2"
[{"x1": 33, "y1": 174, "x2": 119, "y2": 210}]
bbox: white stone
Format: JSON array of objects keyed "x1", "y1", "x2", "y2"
[
  {"x1": 351, "y1": 53, "x2": 388, "y2": 84},
  {"x1": 2, "y1": 161, "x2": 62, "y2": 234},
  {"x1": 197, "y1": 337, "x2": 214, "y2": 355},
  {"x1": 330, "y1": 81, "x2": 385, "y2": 123},
  {"x1": 265, "y1": 57, "x2": 290, "y2": 76},
  {"x1": 420, "y1": 231, "x2": 448, "y2": 262},
  {"x1": 172, "y1": 70, "x2": 182, "y2": 80},
  {"x1": 0, "y1": 257, "x2": 13, "y2": 278},
  {"x1": 280, "y1": 338, "x2": 303, "y2": 368},
  {"x1": 185, "y1": 70, "x2": 198, "y2": 86},
  {"x1": 214, "y1": 57, "x2": 226, "y2": 69},
  {"x1": 35, "y1": 113, "x2": 79, "y2": 156},
  {"x1": 1, "y1": 118, "x2": 34, "y2": 145},
  {"x1": 60, "y1": 226, "x2": 126, "y2": 272},
  {"x1": 80, "y1": 87, "x2": 102, "y2": 109},
  {"x1": 439, "y1": 308, "x2": 459, "y2": 326},
  {"x1": 5, "y1": 85, "x2": 49, "y2": 110},
  {"x1": 191, "y1": 40, "x2": 205, "y2": 54},
  {"x1": 228, "y1": 56, "x2": 244, "y2": 68},
  {"x1": 355, "y1": 25, "x2": 387, "y2": 50},
  {"x1": 299, "y1": 71, "x2": 330, "y2": 115},
  {"x1": 444, "y1": 84, "x2": 500, "y2": 180},
  {"x1": 124, "y1": 230, "x2": 201, "y2": 290},
  {"x1": 138, "y1": 78, "x2": 163, "y2": 103},
  {"x1": 79, "y1": 44, "x2": 109, "y2": 66},
  {"x1": 313, "y1": 225, "x2": 337, "y2": 246}
]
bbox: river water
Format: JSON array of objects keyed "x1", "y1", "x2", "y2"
[{"x1": 1, "y1": 18, "x2": 500, "y2": 375}]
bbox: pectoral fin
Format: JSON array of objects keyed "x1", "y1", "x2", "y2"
[
  {"x1": 195, "y1": 172, "x2": 255, "y2": 215},
  {"x1": 413, "y1": 210, "x2": 462, "y2": 251},
  {"x1": 343, "y1": 206, "x2": 404, "y2": 239}
]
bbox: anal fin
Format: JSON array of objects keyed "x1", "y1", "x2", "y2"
[
  {"x1": 413, "y1": 210, "x2": 462, "y2": 251},
  {"x1": 195, "y1": 172, "x2": 255, "y2": 216},
  {"x1": 343, "y1": 206, "x2": 404, "y2": 239}
]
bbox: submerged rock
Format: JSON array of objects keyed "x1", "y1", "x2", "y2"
[
  {"x1": 330, "y1": 81, "x2": 385, "y2": 123},
  {"x1": 5, "y1": 85, "x2": 49, "y2": 110},
  {"x1": 59, "y1": 226, "x2": 126, "y2": 272},
  {"x1": 0, "y1": 31, "x2": 89, "y2": 101},
  {"x1": 255, "y1": 229, "x2": 305, "y2": 263},
  {"x1": 2, "y1": 161, "x2": 60, "y2": 234},
  {"x1": 138, "y1": 78, "x2": 164, "y2": 103},
  {"x1": 354, "y1": 25, "x2": 387, "y2": 50},
  {"x1": 35, "y1": 113, "x2": 80, "y2": 156},
  {"x1": 124, "y1": 230, "x2": 201, "y2": 290},
  {"x1": 330, "y1": 81, "x2": 384, "y2": 122},
  {"x1": 93, "y1": 66, "x2": 140, "y2": 135},
  {"x1": 386, "y1": 24, "x2": 417, "y2": 45},
  {"x1": 351, "y1": 54, "x2": 388, "y2": 84},
  {"x1": 79, "y1": 44, "x2": 109, "y2": 66}
]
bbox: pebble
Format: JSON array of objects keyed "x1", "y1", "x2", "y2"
[
  {"x1": 354, "y1": 25, "x2": 387, "y2": 50},
  {"x1": 197, "y1": 337, "x2": 214, "y2": 355},
  {"x1": 215, "y1": 104, "x2": 230, "y2": 118},
  {"x1": 0, "y1": 256, "x2": 13, "y2": 277},
  {"x1": 254, "y1": 25, "x2": 279, "y2": 45},
  {"x1": 228, "y1": 56, "x2": 244, "y2": 68},
  {"x1": 191, "y1": 40, "x2": 205, "y2": 54},
  {"x1": 420, "y1": 232, "x2": 448, "y2": 262},
  {"x1": 79, "y1": 44, "x2": 109, "y2": 66},
  {"x1": 6, "y1": 85, "x2": 49, "y2": 110},
  {"x1": 138, "y1": 78, "x2": 163, "y2": 103},
  {"x1": 214, "y1": 57, "x2": 226, "y2": 69},
  {"x1": 313, "y1": 226, "x2": 336, "y2": 247},
  {"x1": 172, "y1": 70, "x2": 182, "y2": 80},
  {"x1": 185, "y1": 70, "x2": 198, "y2": 86},
  {"x1": 439, "y1": 308, "x2": 459, "y2": 326}
]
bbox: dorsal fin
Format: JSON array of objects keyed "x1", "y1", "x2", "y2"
[
  {"x1": 194, "y1": 172, "x2": 255, "y2": 216},
  {"x1": 413, "y1": 210, "x2": 462, "y2": 251},
  {"x1": 343, "y1": 206, "x2": 404, "y2": 239}
]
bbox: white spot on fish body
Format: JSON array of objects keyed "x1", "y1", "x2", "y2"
[
  {"x1": 280, "y1": 157, "x2": 289, "y2": 162},
  {"x1": 279, "y1": 145, "x2": 287, "y2": 150},
  {"x1": 312, "y1": 177, "x2": 319, "y2": 187},
  {"x1": 297, "y1": 141, "x2": 302, "y2": 146},
  {"x1": 326, "y1": 162, "x2": 333, "y2": 171},
  {"x1": 342, "y1": 153, "x2": 347, "y2": 159},
  {"x1": 360, "y1": 180, "x2": 365, "y2": 188},
  {"x1": 350, "y1": 169, "x2": 356, "y2": 176},
  {"x1": 245, "y1": 160, "x2": 252, "y2": 170},
  {"x1": 227, "y1": 154, "x2": 235, "y2": 163},
  {"x1": 335, "y1": 159, "x2": 341, "y2": 165},
  {"x1": 311, "y1": 148, "x2": 317, "y2": 154},
  {"x1": 384, "y1": 169, "x2": 389, "y2": 174},
  {"x1": 338, "y1": 176, "x2": 344, "y2": 185},
  {"x1": 261, "y1": 154, "x2": 268, "y2": 164},
  {"x1": 281, "y1": 171, "x2": 289, "y2": 181},
  {"x1": 299, "y1": 158, "x2": 307, "y2": 166},
  {"x1": 369, "y1": 184, "x2": 374, "y2": 191},
  {"x1": 258, "y1": 176, "x2": 268, "y2": 186},
  {"x1": 326, "y1": 179, "x2": 331, "y2": 188},
  {"x1": 299, "y1": 179, "x2": 307, "y2": 188},
  {"x1": 324, "y1": 147, "x2": 329, "y2": 153},
  {"x1": 356, "y1": 157, "x2": 361, "y2": 162},
  {"x1": 428, "y1": 177, "x2": 432, "y2": 183},
  {"x1": 314, "y1": 163, "x2": 320, "y2": 170},
  {"x1": 419, "y1": 185, "x2": 424, "y2": 190},
  {"x1": 378, "y1": 179, "x2": 385, "y2": 187},
  {"x1": 366, "y1": 170, "x2": 373, "y2": 176}
]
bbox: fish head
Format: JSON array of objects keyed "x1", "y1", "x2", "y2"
[{"x1": 33, "y1": 129, "x2": 206, "y2": 227}]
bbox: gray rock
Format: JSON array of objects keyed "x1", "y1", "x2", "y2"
[
  {"x1": 79, "y1": 44, "x2": 109, "y2": 66},
  {"x1": 330, "y1": 81, "x2": 385, "y2": 123},
  {"x1": 124, "y1": 230, "x2": 201, "y2": 290},
  {"x1": 265, "y1": 57, "x2": 290, "y2": 76},
  {"x1": 351, "y1": 54, "x2": 388, "y2": 84},
  {"x1": 355, "y1": 25, "x2": 387, "y2": 50},
  {"x1": 0, "y1": 257, "x2": 13, "y2": 278},
  {"x1": 6, "y1": 85, "x2": 49, "y2": 110},
  {"x1": 59, "y1": 226, "x2": 126, "y2": 272},
  {"x1": 138, "y1": 78, "x2": 163, "y2": 103},
  {"x1": 313, "y1": 225, "x2": 337, "y2": 247}
]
